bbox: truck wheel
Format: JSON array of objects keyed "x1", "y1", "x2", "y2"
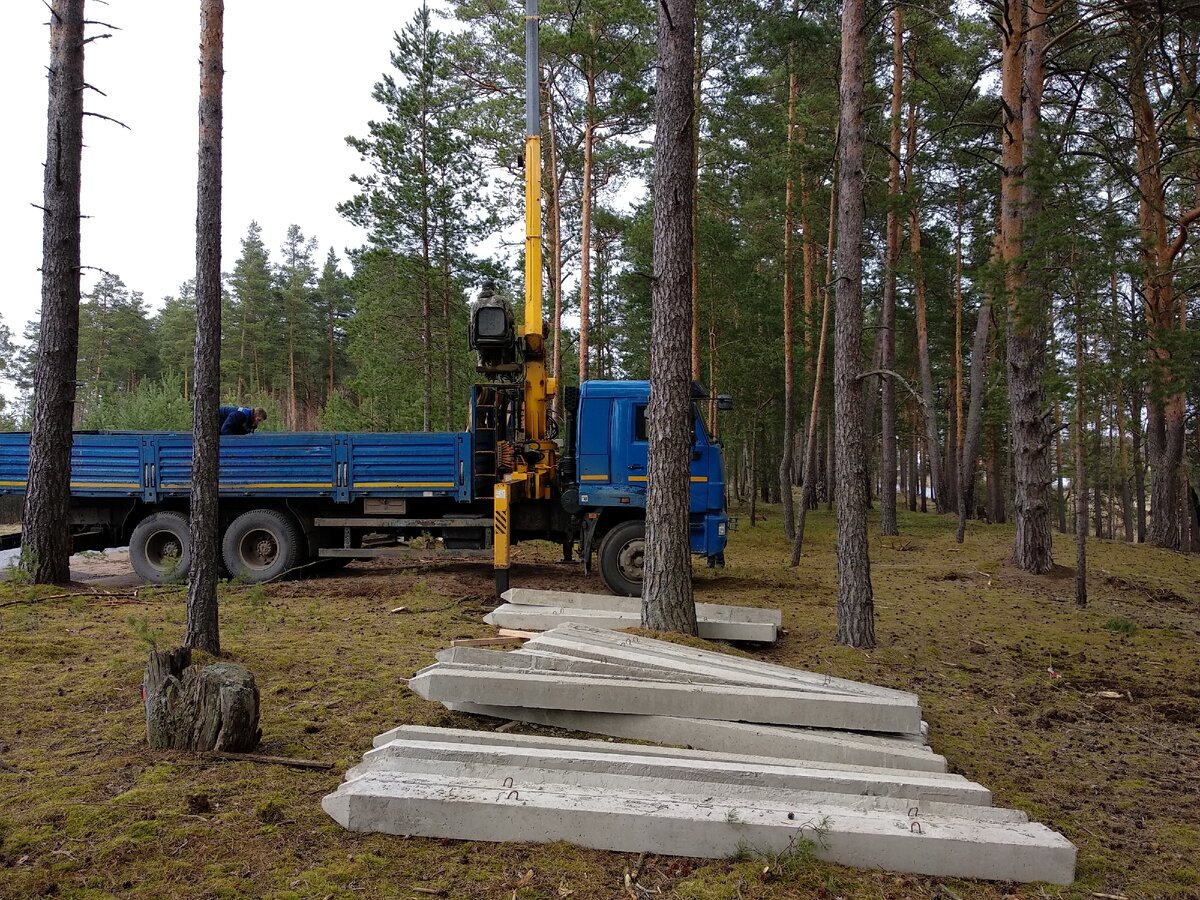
[
  {"x1": 222, "y1": 509, "x2": 302, "y2": 583},
  {"x1": 598, "y1": 519, "x2": 645, "y2": 597},
  {"x1": 130, "y1": 511, "x2": 191, "y2": 585}
]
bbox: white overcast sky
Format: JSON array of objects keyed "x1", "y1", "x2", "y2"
[{"x1": 0, "y1": 0, "x2": 433, "y2": 391}]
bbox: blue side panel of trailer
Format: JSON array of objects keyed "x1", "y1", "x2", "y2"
[
  {"x1": 0, "y1": 431, "x2": 473, "y2": 503},
  {"x1": 347, "y1": 432, "x2": 471, "y2": 502},
  {"x1": 0, "y1": 432, "x2": 146, "y2": 497}
]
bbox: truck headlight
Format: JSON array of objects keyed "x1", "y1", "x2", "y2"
[{"x1": 718, "y1": 522, "x2": 726, "y2": 536}]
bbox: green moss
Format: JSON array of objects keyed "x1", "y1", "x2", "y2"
[{"x1": 2, "y1": 506, "x2": 1198, "y2": 898}]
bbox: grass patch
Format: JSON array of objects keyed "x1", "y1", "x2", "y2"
[
  {"x1": 1, "y1": 505, "x2": 1198, "y2": 898},
  {"x1": 1103, "y1": 616, "x2": 1138, "y2": 635}
]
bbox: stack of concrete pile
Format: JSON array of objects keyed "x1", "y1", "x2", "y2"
[
  {"x1": 484, "y1": 588, "x2": 781, "y2": 642},
  {"x1": 322, "y1": 623, "x2": 1076, "y2": 885}
]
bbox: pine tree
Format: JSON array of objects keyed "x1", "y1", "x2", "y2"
[
  {"x1": 186, "y1": 0, "x2": 224, "y2": 656},
  {"x1": 23, "y1": 0, "x2": 87, "y2": 584},
  {"x1": 642, "y1": 0, "x2": 698, "y2": 636},
  {"x1": 342, "y1": 3, "x2": 484, "y2": 433},
  {"x1": 225, "y1": 222, "x2": 274, "y2": 395}
]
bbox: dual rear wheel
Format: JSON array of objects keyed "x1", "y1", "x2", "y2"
[{"x1": 128, "y1": 508, "x2": 303, "y2": 585}]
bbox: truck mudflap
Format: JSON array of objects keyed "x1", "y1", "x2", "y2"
[
  {"x1": 579, "y1": 513, "x2": 600, "y2": 575},
  {"x1": 690, "y1": 510, "x2": 729, "y2": 559}
]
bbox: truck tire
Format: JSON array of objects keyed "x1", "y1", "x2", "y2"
[
  {"x1": 130, "y1": 511, "x2": 191, "y2": 585},
  {"x1": 222, "y1": 509, "x2": 303, "y2": 583},
  {"x1": 598, "y1": 518, "x2": 645, "y2": 597}
]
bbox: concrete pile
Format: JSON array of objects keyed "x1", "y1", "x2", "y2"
[
  {"x1": 484, "y1": 587, "x2": 781, "y2": 642},
  {"x1": 323, "y1": 623, "x2": 1076, "y2": 885}
]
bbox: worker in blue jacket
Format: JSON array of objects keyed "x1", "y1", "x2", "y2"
[{"x1": 219, "y1": 405, "x2": 267, "y2": 435}]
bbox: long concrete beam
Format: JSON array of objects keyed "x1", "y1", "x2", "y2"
[
  {"x1": 526, "y1": 624, "x2": 917, "y2": 704},
  {"x1": 442, "y1": 701, "x2": 945, "y2": 771},
  {"x1": 502, "y1": 588, "x2": 782, "y2": 624},
  {"x1": 350, "y1": 737, "x2": 990, "y2": 806},
  {"x1": 322, "y1": 772, "x2": 1076, "y2": 885},
  {"x1": 485, "y1": 604, "x2": 778, "y2": 643},
  {"x1": 411, "y1": 665, "x2": 923, "y2": 734},
  {"x1": 434, "y1": 646, "x2": 734, "y2": 686},
  {"x1": 372, "y1": 724, "x2": 941, "y2": 774},
  {"x1": 351, "y1": 747, "x2": 1020, "y2": 824},
  {"x1": 436, "y1": 646, "x2": 928, "y2": 740}
]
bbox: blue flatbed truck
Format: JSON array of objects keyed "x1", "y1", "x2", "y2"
[
  {"x1": 3, "y1": 9, "x2": 733, "y2": 596},
  {"x1": 0, "y1": 380, "x2": 730, "y2": 595}
]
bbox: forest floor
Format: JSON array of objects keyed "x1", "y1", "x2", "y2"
[{"x1": 1, "y1": 505, "x2": 1198, "y2": 900}]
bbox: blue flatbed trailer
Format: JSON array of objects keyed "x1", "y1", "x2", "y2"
[
  {"x1": 0, "y1": 381, "x2": 729, "y2": 595},
  {"x1": 0, "y1": 430, "x2": 472, "y2": 504}
]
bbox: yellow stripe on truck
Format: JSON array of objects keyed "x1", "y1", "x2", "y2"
[{"x1": 352, "y1": 481, "x2": 455, "y2": 488}]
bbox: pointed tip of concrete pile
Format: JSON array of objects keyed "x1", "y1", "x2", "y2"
[
  {"x1": 406, "y1": 670, "x2": 435, "y2": 700},
  {"x1": 320, "y1": 788, "x2": 351, "y2": 828}
]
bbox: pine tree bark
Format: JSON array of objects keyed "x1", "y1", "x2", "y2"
[
  {"x1": 186, "y1": 0, "x2": 224, "y2": 656},
  {"x1": 791, "y1": 252, "x2": 831, "y2": 563},
  {"x1": 690, "y1": 1, "x2": 704, "y2": 384},
  {"x1": 642, "y1": 0, "x2": 697, "y2": 636},
  {"x1": 1074, "y1": 278, "x2": 1087, "y2": 606},
  {"x1": 956, "y1": 291, "x2": 992, "y2": 542},
  {"x1": 1129, "y1": 39, "x2": 1186, "y2": 550},
  {"x1": 578, "y1": 47, "x2": 597, "y2": 385},
  {"x1": 792, "y1": 161, "x2": 836, "y2": 560},
  {"x1": 23, "y1": 0, "x2": 87, "y2": 584},
  {"x1": 879, "y1": 6, "x2": 903, "y2": 537},
  {"x1": 778, "y1": 0, "x2": 800, "y2": 541},
  {"x1": 906, "y1": 102, "x2": 944, "y2": 513},
  {"x1": 832, "y1": 0, "x2": 874, "y2": 649},
  {"x1": 1000, "y1": 0, "x2": 1053, "y2": 572},
  {"x1": 1056, "y1": 402, "x2": 1068, "y2": 534}
]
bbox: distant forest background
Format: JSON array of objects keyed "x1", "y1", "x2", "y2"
[{"x1": 1, "y1": 0, "x2": 1198, "y2": 549}]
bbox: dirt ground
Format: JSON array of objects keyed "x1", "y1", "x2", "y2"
[{"x1": 1, "y1": 505, "x2": 1198, "y2": 899}]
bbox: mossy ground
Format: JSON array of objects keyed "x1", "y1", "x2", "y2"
[{"x1": 1, "y1": 505, "x2": 1197, "y2": 899}]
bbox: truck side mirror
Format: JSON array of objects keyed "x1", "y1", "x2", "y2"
[{"x1": 716, "y1": 395, "x2": 734, "y2": 411}]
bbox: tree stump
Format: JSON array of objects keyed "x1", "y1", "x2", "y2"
[{"x1": 143, "y1": 648, "x2": 261, "y2": 751}]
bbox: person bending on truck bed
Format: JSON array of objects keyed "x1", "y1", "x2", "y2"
[{"x1": 219, "y1": 405, "x2": 267, "y2": 435}]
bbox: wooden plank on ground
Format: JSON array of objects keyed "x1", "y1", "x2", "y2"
[{"x1": 496, "y1": 628, "x2": 539, "y2": 639}]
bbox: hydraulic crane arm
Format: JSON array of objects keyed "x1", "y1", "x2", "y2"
[{"x1": 492, "y1": 0, "x2": 556, "y2": 594}]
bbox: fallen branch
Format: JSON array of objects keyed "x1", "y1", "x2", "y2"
[
  {"x1": 0, "y1": 587, "x2": 183, "y2": 609},
  {"x1": 200, "y1": 751, "x2": 332, "y2": 770}
]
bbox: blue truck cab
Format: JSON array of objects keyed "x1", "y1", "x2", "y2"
[
  {"x1": 565, "y1": 381, "x2": 729, "y2": 594},
  {"x1": 0, "y1": 380, "x2": 729, "y2": 596}
]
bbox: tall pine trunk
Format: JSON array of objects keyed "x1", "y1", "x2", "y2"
[
  {"x1": 832, "y1": 0, "x2": 874, "y2": 648},
  {"x1": 879, "y1": 6, "x2": 903, "y2": 536},
  {"x1": 1074, "y1": 268, "x2": 1087, "y2": 606},
  {"x1": 642, "y1": 0, "x2": 697, "y2": 636},
  {"x1": 186, "y1": 0, "x2": 224, "y2": 655},
  {"x1": 956, "y1": 291, "x2": 992, "y2": 542},
  {"x1": 791, "y1": 238, "x2": 831, "y2": 562},
  {"x1": 906, "y1": 102, "x2": 944, "y2": 513},
  {"x1": 24, "y1": 0, "x2": 87, "y2": 584},
  {"x1": 778, "y1": 0, "x2": 800, "y2": 540},
  {"x1": 1000, "y1": 0, "x2": 1053, "y2": 572},
  {"x1": 1129, "y1": 38, "x2": 1187, "y2": 549},
  {"x1": 578, "y1": 49, "x2": 597, "y2": 384},
  {"x1": 690, "y1": 1, "x2": 704, "y2": 383}
]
